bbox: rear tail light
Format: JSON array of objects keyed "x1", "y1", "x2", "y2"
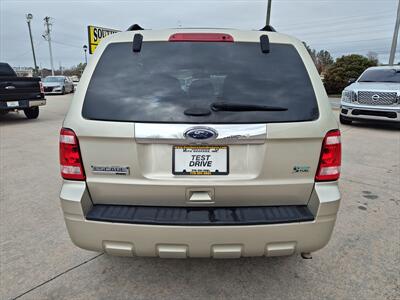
[
  {"x1": 315, "y1": 130, "x2": 341, "y2": 181},
  {"x1": 168, "y1": 33, "x2": 234, "y2": 42},
  {"x1": 39, "y1": 82, "x2": 44, "y2": 94},
  {"x1": 59, "y1": 128, "x2": 85, "y2": 180}
]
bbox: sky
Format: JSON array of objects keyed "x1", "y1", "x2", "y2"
[{"x1": 1, "y1": 0, "x2": 399, "y2": 69}]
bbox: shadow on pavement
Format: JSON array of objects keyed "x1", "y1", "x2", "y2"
[{"x1": 0, "y1": 111, "x2": 39, "y2": 125}]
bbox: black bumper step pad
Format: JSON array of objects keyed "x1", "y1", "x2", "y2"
[{"x1": 86, "y1": 204, "x2": 314, "y2": 226}]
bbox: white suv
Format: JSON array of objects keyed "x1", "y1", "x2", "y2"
[
  {"x1": 59, "y1": 28, "x2": 341, "y2": 258},
  {"x1": 340, "y1": 66, "x2": 400, "y2": 124}
]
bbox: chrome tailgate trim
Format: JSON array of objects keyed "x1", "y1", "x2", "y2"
[{"x1": 135, "y1": 123, "x2": 267, "y2": 145}]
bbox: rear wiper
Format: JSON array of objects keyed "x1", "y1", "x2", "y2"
[{"x1": 211, "y1": 102, "x2": 287, "y2": 112}]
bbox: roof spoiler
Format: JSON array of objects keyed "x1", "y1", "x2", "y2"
[
  {"x1": 127, "y1": 24, "x2": 144, "y2": 31},
  {"x1": 259, "y1": 25, "x2": 276, "y2": 32}
]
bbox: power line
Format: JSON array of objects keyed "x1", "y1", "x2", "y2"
[
  {"x1": 277, "y1": 10, "x2": 394, "y2": 29},
  {"x1": 288, "y1": 25, "x2": 393, "y2": 37},
  {"x1": 309, "y1": 37, "x2": 393, "y2": 46},
  {"x1": 6, "y1": 41, "x2": 45, "y2": 61},
  {"x1": 52, "y1": 40, "x2": 82, "y2": 49}
]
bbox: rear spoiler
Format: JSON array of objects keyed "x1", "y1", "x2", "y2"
[{"x1": 127, "y1": 23, "x2": 277, "y2": 32}]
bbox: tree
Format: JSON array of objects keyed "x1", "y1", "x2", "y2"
[
  {"x1": 63, "y1": 63, "x2": 87, "y2": 77},
  {"x1": 316, "y1": 50, "x2": 334, "y2": 74},
  {"x1": 303, "y1": 42, "x2": 317, "y2": 64},
  {"x1": 324, "y1": 54, "x2": 377, "y2": 94},
  {"x1": 303, "y1": 42, "x2": 333, "y2": 74}
]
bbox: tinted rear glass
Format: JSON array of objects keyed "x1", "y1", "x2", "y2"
[{"x1": 83, "y1": 42, "x2": 318, "y2": 123}]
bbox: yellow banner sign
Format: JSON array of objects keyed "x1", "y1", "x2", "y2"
[{"x1": 88, "y1": 25, "x2": 120, "y2": 54}]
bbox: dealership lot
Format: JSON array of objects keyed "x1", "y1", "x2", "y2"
[{"x1": 0, "y1": 94, "x2": 399, "y2": 300}]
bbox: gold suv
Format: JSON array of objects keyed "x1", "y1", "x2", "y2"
[{"x1": 59, "y1": 28, "x2": 341, "y2": 258}]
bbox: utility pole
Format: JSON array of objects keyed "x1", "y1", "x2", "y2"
[
  {"x1": 266, "y1": 0, "x2": 272, "y2": 26},
  {"x1": 43, "y1": 16, "x2": 55, "y2": 75},
  {"x1": 83, "y1": 45, "x2": 88, "y2": 65},
  {"x1": 389, "y1": 0, "x2": 400, "y2": 65},
  {"x1": 26, "y1": 13, "x2": 38, "y2": 76}
]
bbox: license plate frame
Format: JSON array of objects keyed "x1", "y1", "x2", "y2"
[{"x1": 173, "y1": 145, "x2": 229, "y2": 176}]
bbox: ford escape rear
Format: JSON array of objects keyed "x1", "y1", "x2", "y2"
[{"x1": 59, "y1": 28, "x2": 341, "y2": 258}]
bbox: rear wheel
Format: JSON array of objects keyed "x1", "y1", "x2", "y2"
[
  {"x1": 340, "y1": 115, "x2": 352, "y2": 125},
  {"x1": 24, "y1": 107, "x2": 39, "y2": 119}
]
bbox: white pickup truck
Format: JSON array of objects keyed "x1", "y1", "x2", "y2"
[{"x1": 340, "y1": 66, "x2": 400, "y2": 124}]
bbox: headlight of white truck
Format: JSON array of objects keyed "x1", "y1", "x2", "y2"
[{"x1": 342, "y1": 90, "x2": 355, "y2": 102}]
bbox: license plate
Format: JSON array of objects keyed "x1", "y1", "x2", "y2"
[
  {"x1": 7, "y1": 101, "x2": 19, "y2": 107},
  {"x1": 173, "y1": 146, "x2": 229, "y2": 175}
]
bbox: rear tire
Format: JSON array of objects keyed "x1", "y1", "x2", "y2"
[
  {"x1": 340, "y1": 115, "x2": 352, "y2": 125},
  {"x1": 24, "y1": 107, "x2": 39, "y2": 119}
]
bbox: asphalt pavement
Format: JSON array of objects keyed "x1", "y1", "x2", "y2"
[
  {"x1": 0, "y1": 94, "x2": 399, "y2": 300},
  {"x1": 328, "y1": 96, "x2": 341, "y2": 109}
]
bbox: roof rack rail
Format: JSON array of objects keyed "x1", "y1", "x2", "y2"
[
  {"x1": 260, "y1": 25, "x2": 276, "y2": 32},
  {"x1": 127, "y1": 24, "x2": 144, "y2": 31}
]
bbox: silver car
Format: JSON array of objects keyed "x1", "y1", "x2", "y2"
[
  {"x1": 340, "y1": 66, "x2": 400, "y2": 124},
  {"x1": 43, "y1": 75, "x2": 74, "y2": 94},
  {"x1": 59, "y1": 28, "x2": 341, "y2": 258}
]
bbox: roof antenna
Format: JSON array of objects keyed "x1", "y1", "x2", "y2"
[
  {"x1": 266, "y1": 0, "x2": 272, "y2": 27},
  {"x1": 260, "y1": 0, "x2": 276, "y2": 32}
]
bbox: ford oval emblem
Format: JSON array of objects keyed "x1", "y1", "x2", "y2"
[{"x1": 184, "y1": 127, "x2": 218, "y2": 140}]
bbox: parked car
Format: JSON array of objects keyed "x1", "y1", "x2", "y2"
[
  {"x1": 0, "y1": 62, "x2": 45, "y2": 119},
  {"x1": 70, "y1": 75, "x2": 79, "y2": 89},
  {"x1": 59, "y1": 28, "x2": 341, "y2": 258},
  {"x1": 43, "y1": 75, "x2": 74, "y2": 94},
  {"x1": 340, "y1": 66, "x2": 400, "y2": 124}
]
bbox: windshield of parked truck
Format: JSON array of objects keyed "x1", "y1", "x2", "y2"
[{"x1": 358, "y1": 69, "x2": 400, "y2": 83}]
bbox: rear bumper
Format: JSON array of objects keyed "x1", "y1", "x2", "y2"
[
  {"x1": 60, "y1": 181, "x2": 341, "y2": 258},
  {"x1": 0, "y1": 99, "x2": 46, "y2": 111}
]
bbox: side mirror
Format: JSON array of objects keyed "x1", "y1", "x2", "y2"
[{"x1": 348, "y1": 78, "x2": 356, "y2": 84}]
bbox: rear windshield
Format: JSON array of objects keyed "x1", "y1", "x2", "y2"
[
  {"x1": 83, "y1": 41, "x2": 318, "y2": 123},
  {"x1": 358, "y1": 69, "x2": 400, "y2": 83}
]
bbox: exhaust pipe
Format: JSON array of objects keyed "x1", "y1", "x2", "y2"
[{"x1": 301, "y1": 252, "x2": 312, "y2": 259}]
